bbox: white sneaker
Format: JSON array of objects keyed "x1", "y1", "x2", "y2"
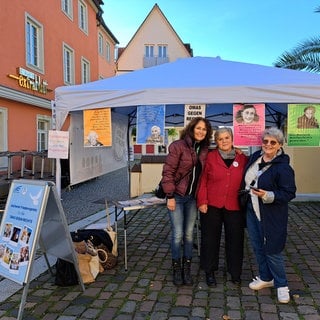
[
  {"x1": 277, "y1": 286, "x2": 290, "y2": 303},
  {"x1": 249, "y1": 276, "x2": 274, "y2": 290}
]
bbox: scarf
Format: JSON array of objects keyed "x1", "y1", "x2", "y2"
[{"x1": 218, "y1": 148, "x2": 236, "y2": 160}]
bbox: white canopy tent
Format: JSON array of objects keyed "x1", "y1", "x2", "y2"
[
  {"x1": 54, "y1": 56, "x2": 320, "y2": 195},
  {"x1": 55, "y1": 56, "x2": 320, "y2": 130}
]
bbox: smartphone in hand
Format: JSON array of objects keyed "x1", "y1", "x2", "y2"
[{"x1": 250, "y1": 186, "x2": 259, "y2": 191}]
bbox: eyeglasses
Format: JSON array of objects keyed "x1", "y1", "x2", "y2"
[{"x1": 262, "y1": 139, "x2": 278, "y2": 146}]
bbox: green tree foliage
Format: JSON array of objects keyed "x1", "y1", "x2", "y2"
[{"x1": 273, "y1": 6, "x2": 320, "y2": 73}]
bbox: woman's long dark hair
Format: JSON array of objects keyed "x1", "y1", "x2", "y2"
[{"x1": 180, "y1": 117, "x2": 213, "y2": 146}]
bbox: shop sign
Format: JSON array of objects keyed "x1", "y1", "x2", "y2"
[{"x1": 8, "y1": 67, "x2": 50, "y2": 94}]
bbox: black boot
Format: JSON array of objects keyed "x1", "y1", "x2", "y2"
[
  {"x1": 205, "y1": 271, "x2": 217, "y2": 287},
  {"x1": 172, "y1": 259, "x2": 183, "y2": 286},
  {"x1": 182, "y1": 257, "x2": 193, "y2": 286}
]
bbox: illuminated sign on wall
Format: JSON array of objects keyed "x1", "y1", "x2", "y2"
[{"x1": 8, "y1": 67, "x2": 51, "y2": 94}]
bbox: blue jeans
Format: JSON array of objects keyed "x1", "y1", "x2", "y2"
[
  {"x1": 246, "y1": 201, "x2": 288, "y2": 288},
  {"x1": 168, "y1": 194, "x2": 197, "y2": 260}
]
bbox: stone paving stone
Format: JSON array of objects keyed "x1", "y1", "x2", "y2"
[
  {"x1": 1, "y1": 202, "x2": 320, "y2": 319},
  {"x1": 191, "y1": 306, "x2": 206, "y2": 318},
  {"x1": 208, "y1": 307, "x2": 225, "y2": 319},
  {"x1": 227, "y1": 310, "x2": 242, "y2": 320},
  {"x1": 120, "y1": 300, "x2": 136, "y2": 313},
  {"x1": 279, "y1": 312, "x2": 300, "y2": 320},
  {"x1": 175, "y1": 294, "x2": 192, "y2": 306},
  {"x1": 42, "y1": 314, "x2": 60, "y2": 320},
  {"x1": 244, "y1": 310, "x2": 261, "y2": 319},
  {"x1": 48, "y1": 301, "x2": 71, "y2": 313},
  {"x1": 260, "y1": 313, "x2": 279, "y2": 320},
  {"x1": 140, "y1": 300, "x2": 156, "y2": 312},
  {"x1": 96, "y1": 307, "x2": 117, "y2": 320},
  {"x1": 304, "y1": 315, "x2": 320, "y2": 320},
  {"x1": 80, "y1": 308, "x2": 100, "y2": 319},
  {"x1": 169, "y1": 306, "x2": 190, "y2": 317},
  {"x1": 150, "y1": 312, "x2": 170, "y2": 320}
]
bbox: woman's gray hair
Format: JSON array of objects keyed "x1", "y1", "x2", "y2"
[
  {"x1": 262, "y1": 127, "x2": 284, "y2": 144},
  {"x1": 214, "y1": 127, "x2": 233, "y2": 142}
]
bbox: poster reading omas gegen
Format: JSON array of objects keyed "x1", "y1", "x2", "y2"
[
  {"x1": 0, "y1": 182, "x2": 46, "y2": 284},
  {"x1": 287, "y1": 104, "x2": 320, "y2": 147}
]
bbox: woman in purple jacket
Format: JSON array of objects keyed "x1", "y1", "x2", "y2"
[{"x1": 161, "y1": 117, "x2": 212, "y2": 286}]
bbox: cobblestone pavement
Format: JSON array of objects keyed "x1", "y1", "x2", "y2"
[{"x1": 0, "y1": 197, "x2": 319, "y2": 319}]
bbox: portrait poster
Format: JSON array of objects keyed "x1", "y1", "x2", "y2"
[
  {"x1": 0, "y1": 182, "x2": 46, "y2": 284},
  {"x1": 233, "y1": 103, "x2": 265, "y2": 146},
  {"x1": 287, "y1": 104, "x2": 320, "y2": 146},
  {"x1": 184, "y1": 104, "x2": 206, "y2": 126},
  {"x1": 48, "y1": 130, "x2": 69, "y2": 159},
  {"x1": 136, "y1": 105, "x2": 165, "y2": 144},
  {"x1": 83, "y1": 108, "x2": 112, "y2": 147}
]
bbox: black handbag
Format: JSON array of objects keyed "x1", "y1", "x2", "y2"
[
  {"x1": 155, "y1": 182, "x2": 166, "y2": 199},
  {"x1": 155, "y1": 169, "x2": 193, "y2": 199},
  {"x1": 55, "y1": 258, "x2": 79, "y2": 286},
  {"x1": 238, "y1": 189, "x2": 250, "y2": 210},
  {"x1": 71, "y1": 229, "x2": 113, "y2": 252}
]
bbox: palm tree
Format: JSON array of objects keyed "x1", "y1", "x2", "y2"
[{"x1": 273, "y1": 6, "x2": 320, "y2": 72}]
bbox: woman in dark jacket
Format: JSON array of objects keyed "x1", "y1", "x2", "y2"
[
  {"x1": 161, "y1": 117, "x2": 212, "y2": 286},
  {"x1": 243, "y1": 127, "x2": 296, "y2": 304}
]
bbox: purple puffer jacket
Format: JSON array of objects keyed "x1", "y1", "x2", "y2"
[{"x1": 161, "y1": 136, "x2": 208, "y2": 197}]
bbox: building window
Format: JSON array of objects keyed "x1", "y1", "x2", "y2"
[
  {"x1": 98, "y1": 33, "x2": 103, "y2": 55},
  {"x1": 158, "y1": 45, "x2": 167, "y2": 58},
  {"x1": 78, "y1": 0, "x2": 88, "y2": 33},
  {"x1": 81, "y1": 57, "x2": 90, "y2": 83},
  {"x1": 25, "y1": 14, "x2": 44, "y2": 72},
  {"x1": 145, "y1": 45, "x2": 154, "y2": 57},
  {"x1": 63, "y1": 44, "x2": 75, "y2": 85},
  {"x1": 37, "y1": 116, "x2": 51, "y2": 152},
  {"x1": 105, "y1": 41, "x2": 110, "y2": 62},
  {"x1": 61, "y1": 0, "x2": 73, "y2": 19}
]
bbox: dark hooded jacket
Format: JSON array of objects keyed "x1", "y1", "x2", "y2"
[
  {"x1": 161, "y1": 135, "x2": 208, "y2": 198},
  {"x1": 244, "y1": 149, "x2": 296, "y2": 254}
]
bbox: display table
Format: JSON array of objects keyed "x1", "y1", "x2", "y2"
[{"x1": 113, "y1": 196, "x2": 166, "y2": 270}]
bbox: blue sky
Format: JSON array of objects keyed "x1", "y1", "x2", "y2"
[{"x1": 102, "y1": 0, "x2": 320, "y2": 67}]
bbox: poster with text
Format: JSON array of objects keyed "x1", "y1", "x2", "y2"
[
  {"x1": 48, "y1": 130, "x2": 69, "y2": 159},
  {"x1": 233, "y1": 103, "x2": 265, "y2": 146},
  {"x1": 83, "y1": 108, "x2": 112, "y2": 147},
  {"x1": 184, "y1": 104, "x2": 206, "y2": 126},
  {"x1": 0, "y1": 182, "x2": 46, "y2": 284},
  {"x1": 136, "y1": 105, "x2": 165, "y2": 144},
  {"x1": 287, "y1": 104, "x2": 320, "y2": 146}
]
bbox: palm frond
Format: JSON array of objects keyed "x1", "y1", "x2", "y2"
[
  {"x1": 273, "y1": 37, "x2": 320, "y2": 73},
  {"x1": 274, "y1": 5, "x2": 320, "y2": 73}
]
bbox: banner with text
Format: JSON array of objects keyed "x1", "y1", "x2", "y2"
[{"x1": 287, "y1": 104, "x2": 320, "y2": 146}]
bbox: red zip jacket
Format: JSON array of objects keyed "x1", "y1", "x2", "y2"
[{"x1": 197, "y1": 149, "x2": 248, "y2": 211}]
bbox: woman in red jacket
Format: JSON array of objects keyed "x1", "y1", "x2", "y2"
[
  {"x1": 197, "y1": 127, "x2": 248, "y2": 286},
  {"x1": 162, "y1": 117, "x2": 212, "y2": 286}
]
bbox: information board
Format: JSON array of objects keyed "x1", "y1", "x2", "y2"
[
  {"x1": 0, "y1": 179, "x2": 82, "y2": 286},
  {"x1": 0, "y1": 180, "x2": 49, "y2": 284},
  {"x1": 0, "y1": 179, "x2": 84, "y2": 320}
]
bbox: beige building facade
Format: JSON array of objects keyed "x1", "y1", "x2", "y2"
[{"x1": 116, "y1": 4, "x2": 192, "y2": 75}]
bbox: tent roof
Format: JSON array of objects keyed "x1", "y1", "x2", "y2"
[{"x1": 54, "y1": 56, "x2": 320, "y2": 128}]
